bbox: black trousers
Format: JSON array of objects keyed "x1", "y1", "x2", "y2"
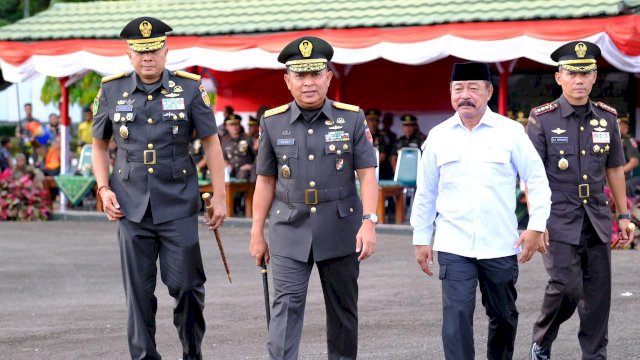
[
  {"x1": 267, "y1": 252, "x2": 359, "y2": 360},
  {"x1": 118, "y1": 209, "x2": 206, "y2": 360},
  {"x1": 438, "y1": 252, "x2": 519, "y2": 360},
  {"x1": 532, "y1": 215, "x2": 611, "y2": 359}
]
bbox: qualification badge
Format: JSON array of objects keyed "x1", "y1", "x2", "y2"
[
  {"x1": 558, "y1": 158, "x2": 569, "y2": 171},
  {"x1": 599, "y1": 119, "x2": 607, "y2": 127},
  {"x1": 281, "y1": 164, "x2": 291, "y2": 178},
  {"x1": 590, "y1": 119, "x2": 598, "y2": 126},
  {"x1": 593, "y1": 144, "x2": 601, "y2": 153},
  {"x1": 119, "y1": 124, "x2": 129, "y2": 139}
]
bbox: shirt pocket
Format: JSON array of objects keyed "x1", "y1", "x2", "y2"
[
  {"x1": 324, "y1": 141, "x2": 353, "y2": 175},
  {"x1": 171, "y1": 156, "x2": 195, "y2": 181},
  {"x1": 337, "y1": 195, "x2": 361, "y2": 218},
  {"x1": 275, "y1": 146, "x2": 298, "y2": 179},
  {"x1": 436, "y1": 149, "x2": 461, "y2": 184}
]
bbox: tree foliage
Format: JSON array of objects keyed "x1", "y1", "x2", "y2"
[{"x1": 41, "y1": 71, "x2": 101, "y2": 107}]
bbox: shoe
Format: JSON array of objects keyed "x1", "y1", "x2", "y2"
[{"x1": 530, "y1": 342, "x2": 551, "y2": 360}]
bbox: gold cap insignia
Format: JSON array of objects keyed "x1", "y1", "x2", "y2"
[
  {"x1": 575, "y1": 42, "x2": 587, "y2": 58},
  {"x1": 299, "y1": 39, "x2": 313, "y2": 58},
  {"x1": 139, "y1": 20, "x2": 152, "y2": 38}
]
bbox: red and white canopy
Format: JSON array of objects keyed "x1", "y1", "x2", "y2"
[{"x1": 1, "y1": 15, "x2": 639, "y2": 83}]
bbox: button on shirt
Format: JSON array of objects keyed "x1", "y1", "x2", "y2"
[{"x1": 411, "y1": 108, "x2": 551, "y2": 259}]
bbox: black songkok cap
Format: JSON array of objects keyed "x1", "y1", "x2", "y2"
[
  {"x1": 277, "y1": 36, "x2": 334, "y2": 73},
  {"x1": 451, "y1": 62, "x2": 491, "y2": 82},
  {"x1": 550, "y1": 41, "x2": 600, "y2": 72},
  {"x1": 120, "y1": 17, "x2": 173, "y2": 53}
]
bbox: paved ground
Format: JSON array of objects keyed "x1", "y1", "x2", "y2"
[{"x1": 1, "y1": 219, "x2": 639, "y2": 360}]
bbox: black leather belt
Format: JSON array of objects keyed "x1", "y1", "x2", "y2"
[
  {"x1": 120, "y1": 147, "x2": 189, "y2": 165},
  {"x1": 276, "y1": 186, "x2": 357, "y2": 205},
  {"x1": 550, "y1": 182, "x2": 604, "y2": 198}
]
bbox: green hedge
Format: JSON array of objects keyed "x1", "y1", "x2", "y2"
[{"x1": 0, "y1": 124, "x2": 16, "y2": 138}]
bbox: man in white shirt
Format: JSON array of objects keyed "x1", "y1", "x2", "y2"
[{"x1": 411, "y1": 62, "x2": 551, "y2": 360}]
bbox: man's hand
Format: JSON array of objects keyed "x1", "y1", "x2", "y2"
[
  {"x1": 538, "y1": 228, "x2": 550, "y2": 254},
  {"x1": 250, "y1": 231, "x2": 270, "y2": 266},
  {"x1": 100, "y1": 188, "x2": 123, "y2": 222},
  {"x1": 356, "y1": 221, "x2": 376, "y2": 261},
  {"x1": 514, "y1": 229, "x2": 544, "y2": 263},
  {"x1": 415, "y1": 245, "x2": 434, "y2": 276},
  {"x1": 205, "y1": 194, "x2": 226, "y2": 230},
  {"x1": 616, "y1": 219, "x2": 634, "y2": 245}
]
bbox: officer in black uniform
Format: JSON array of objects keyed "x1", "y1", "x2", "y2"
[
  {"x1": 618, "y1": 116, "x2": 640, "y2": 195},
  {"x1": 92, "y1": 17, "x2": 227, "y2": 360},
  {"x1": 526, "y1": 41, "x2": 633, "y2": 360},
  {"x1": 396, "y1": 114, "x2": 427, "y2": 150},
  {"x1": 249, "y1": 36, "x2": 378, "y2": 360},
  {"x1": 221, "y1": 114, "x2": 256, "y2": 179},
  {"x1": 365, "y1": 108, "x2": 395, "y2": 179}
]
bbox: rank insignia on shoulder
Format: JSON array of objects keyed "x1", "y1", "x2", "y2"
[
  {"x1": 175, "y1": 70, "x2": 201, "y2": 81},
  {"x1": 533, "y1": 102, "x2": 559, "y2": 115},
  {"x1": 102, "y1": 72, "x2": 129, "y2": 83},
  {"x1": 333, "y1": 101, "x2": 359, "y2": 112},
  {"x1": 264, "y1": 104, "x2": 290, "y2": 118},
  {"x1": 595, "y1": 101, "x2": 617, "y2": 115}
]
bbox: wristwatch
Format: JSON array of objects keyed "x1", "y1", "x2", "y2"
[
  {"x1": 362, "y1": 213, "x2": 379, "y2": 225},
  {"x1": 617, "y1": 212, "x2": 632, "y2": 220}
]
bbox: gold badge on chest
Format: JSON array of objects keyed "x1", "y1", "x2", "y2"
[
  {"x1": 119, "y1": 124, "x2": 129, "y2": 139},
  {"x1": 281, "y1": 164, "x2": 291, "y2": 178}
]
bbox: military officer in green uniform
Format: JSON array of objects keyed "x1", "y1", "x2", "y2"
[
  {"x1": 249, "y1": 36, "x2": 378, "y2": 360},
  {"x1": 396, "y1": 114, "x2": 427, "y2": 150},
  {"x1": 92, "y1": 17, "x2": 227, "y2": 360},
  {"x1": 365, "y1": 108, "x2": 396, "y2": 180},
  {"x1": 221, "y1": 114, "x2": 256, "y2": 179},
  {"x1": 527, "y1": 41, "x2": 633, "y2": 360}
]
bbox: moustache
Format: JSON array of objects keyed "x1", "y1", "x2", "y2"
[{"x1": 458, "y1": 100, "x2": 475, "y2": 108}]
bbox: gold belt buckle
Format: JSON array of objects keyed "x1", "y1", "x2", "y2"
[
  {"x1": 143, "y1": 150, "x2": 156, "y2": 165},
  {"x1": 578, "y1": 184, "x2": 590, "y2": 198},
  {"x1": 304, "y1": 189, "x2": 318, "y2": 205}
]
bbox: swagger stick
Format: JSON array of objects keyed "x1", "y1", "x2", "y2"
[
  {"x1": 261, "y1": 259, "x2": 271, "y2": 329},
  {"x1": 202, "y1": 192, "x2": 232, "y2": 283}
]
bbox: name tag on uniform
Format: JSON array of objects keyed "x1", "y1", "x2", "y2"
[
  {"x1": 551, "y1": 137, "x2": 568, "y2": 144},
  {"x1": 277, "y1": 138, "x2": 295, "y2": 146},
  {"x1": 116, "y1": 105, "x2": 133, "y2": 112},
  {"x1": 162, "y1": 98, "x2": 185, "y2": 110},
  {"x1": 592, "y1": 132, "x2": 610, "y2": 144}
]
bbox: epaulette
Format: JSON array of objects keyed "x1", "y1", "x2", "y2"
[
  {"x1": 333, "y1": 101, "x2": 360, "y2": 112},
  {"x1": 175, "y1": 70, "x2": 201, "y2": 81},
  {"x1": 595, "y1": 101, "x2": 617, "y2": 116},
  {"x1": 101, "y1": 72, "x2": 129, "y2": 83},
  {"x1": 264, "y1": 104, "x2": 290, "y2": 118},
  {"x1": 532, "y1": 102, "x2": 558, "y2": 115}
]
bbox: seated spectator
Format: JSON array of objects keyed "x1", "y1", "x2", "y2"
[
  {"x1": 396, "y1": 114, "x2": 427, "y2": 149},
  {"x1": 77, "y1": 106, "x2": 93, "y2": 155},
  {"x1": 11, "y1": 153, "x2": 44, "y2": 189},
  {"x1": 221, "y1": 114, "x2": 255, "y2": 180}
]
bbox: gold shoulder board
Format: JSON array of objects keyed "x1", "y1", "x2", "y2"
[
  {"x1": 533, "y1": 102, "x2": 558, "y2": 115},
  {"x1": 595, "y1": 101, "x2": 618, "y2": 116},
  {"x1": 333, "y1": 101, "x2": 360, "y2": 112},
  {"x1": 264, "y1": 104, "x2": 290, "y2": 118},
  {"x1": 101, "y1": 72, "x2": 129, "y2": 83},
  {"x1": 175, "y1": 70, "x2": 202, "y2": 81}
]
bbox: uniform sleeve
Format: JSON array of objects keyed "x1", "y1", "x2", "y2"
[
  {"x1": 190, "y1": 79, "x2": 218, "y2": 139},
  {"x1": 92, "y1": 85, "x2": 113, "y2": 140},
  {"x1": 606, "y1": 116, "x2": 626, "y2": 168},
  {"x1": 525, "y1": 111, "x2": 547, "y2": 163},
  {"x1": 410, "y1": 132, "x2": 439, "y2": 245},
  {"x1": 352, "y1": 110, "x2": 378, "y2": 169},
  {"x1": 255, "y1": 116, "x2": 277, "y2": 176},
  {"x1": 512, "y1": 126, "x2": 551, "y2": 232}
]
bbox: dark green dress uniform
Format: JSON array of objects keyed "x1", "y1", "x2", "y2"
[
  {"x1": 257, "y1": 98, "x2": 376, "y2": 360},
  {"x1": 526, "y1": 39, "x2": 625, "y2": 360},
  {"x1": 366, "y1": 109, "x2": 395, "y2": 180},
  {"x1": 92, "y1": 17, "x2": 218, "y2": 360},
  {"x1": 221, "y1": 116, "x2": 256, "y2": 179},
  {"x1": 396, "y1": 114, "x2": 427, "y2": 150}
]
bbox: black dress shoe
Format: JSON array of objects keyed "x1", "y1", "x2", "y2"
[{"x1": 530, "y1": 342, "x2": 551, "y2": 360}]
